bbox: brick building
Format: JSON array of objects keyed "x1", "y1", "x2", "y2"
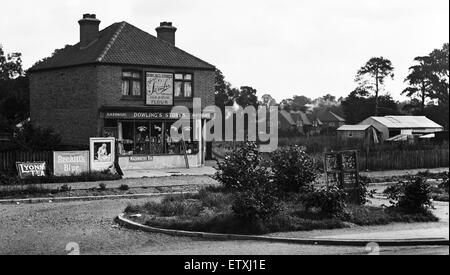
[{"x1": 29, "y1": 14, "x2": 215, "y2": 169}]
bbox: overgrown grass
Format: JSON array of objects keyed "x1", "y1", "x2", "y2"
[{"x1": 125, "y1": 188, "x2": 439, "y2": 235}]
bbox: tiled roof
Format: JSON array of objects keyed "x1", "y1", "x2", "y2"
[
  {"x1": 317, "y1": 111, "x2": 346, "y2": 123},
  {"x1": 30, "y1": 22, "x2": 215, "y2": 72}
]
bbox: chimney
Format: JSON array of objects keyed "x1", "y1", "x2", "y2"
[
  {"x1": 78, "y1": 14, "x2": 100, "y2": 48},
  {"x1": 156, "y1": 22, "x2": 177, "y2": 45}
]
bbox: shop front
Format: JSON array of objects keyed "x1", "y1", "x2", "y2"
[{"x1": 101, "y1": 109, "x2": 207, "y2": 170}]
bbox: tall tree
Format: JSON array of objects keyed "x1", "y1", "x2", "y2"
[
  {"x1": 0, "y1": 45, "x2": 23, "y2": 81},
  {"x1": 259, "y1": 94, "x2": 277, "y2": 108},
  {"x1": 429, "y1": 43, "x2": 449, "y2": 105},
  {"x1": 402, "y1": 56, "x2": 438, "y2": 114},
  {"x1": 356, "y1": 57, "x2": 394, "y2": 116},
  {"x1": 0, "y1": 45, "x2": 28, "y2": 128}
]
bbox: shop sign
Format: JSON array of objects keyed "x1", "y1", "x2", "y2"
[
  {"x1": 129, "y1": 155, "x2": 154, "y2": 162},
  {"x1": 16, "y1": 162, "x2": 47, "y2": 179},
  {"x1": 53, "y1": 151, "x2": 89, "y2": 176},
  {"x1": 146, "y1": 72, "x2": 174, "y2": 106},
  {"x1": 90, "y1": 137, "x2": 116, "y2": 172},
  {"x1": 103, "y1": 112, "x2": 212, "y2": 120}
]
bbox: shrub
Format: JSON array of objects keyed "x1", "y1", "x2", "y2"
[
  {"x1": 385, "y1": 177, "x2": 433, "y2": 213},
  {"x1": 302, "y1": 186, "x2": 347, "y2": 218},
  {"x1": 270, "y1": 146, "x2": 317, "y2": 193},
  {"x1": 215, "y1": 142, "x2": 281, "y2": 221},
  {"x1": 214, "y1": 142, "x2": 269, "y2": 191},
  {"x1": 60, "y1": 184, "x2": 72, "y2": 192},
  {"x1": 356, "y1": 177, "x2": 377, "y2": 205},
  {"x1": 119, "y1": 184, "x2": 130, "y2": 191},
  {"x1": 98, "y1": 183, "x2": 107, "y2": 191},
  {"x1": 439, "y1": 173, "x2": 449, "y2": 193},
  {"x1": 232, "y1": 187, "x2": 281, "y2": 222}
]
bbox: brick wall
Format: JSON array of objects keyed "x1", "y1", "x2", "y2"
[
  {"x1": 30, "y1": 66, "x2": 100, "y2": 146},
  {"x1": 96, "y1": 65, "x2": 215, "y2": 109},
  {"x1": 30, "y1": 65, "x2": 215, "y2": 146}
]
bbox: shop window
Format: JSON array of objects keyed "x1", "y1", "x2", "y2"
[
  {"x1": 118, "y1": 120, "x2": 199, "y2": 156},
  {"x1": 122, "y1": 71, "x2": 142, "y2": 97},
  {"x1": 174, "y1": 73, "x2": 193, "y2": 99}
]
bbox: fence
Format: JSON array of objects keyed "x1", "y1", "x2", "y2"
[
  {"x1": 0, "y1": 151, "x2": 53, "y2": 173},
  {"x1": 358, "y1": 149, "x2": 449, "y2": 171}
]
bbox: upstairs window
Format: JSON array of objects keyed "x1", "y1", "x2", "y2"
[
  {"x1": 174, "y1": 73, "x2": 193, "y2": 99},
  {"x1": 122, "y1": 71, "x2": 142, "y2": 97}
]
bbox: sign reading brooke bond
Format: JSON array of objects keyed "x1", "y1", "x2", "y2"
[{"x1": 146, "y1": 72, "x2": 174, "y2": 106}]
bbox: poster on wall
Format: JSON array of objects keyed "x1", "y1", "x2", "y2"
[
  {"x1": 53, "y1": 151, "x2": 89, "y2": 176},
  {"x1": 146, "y1": 72, "x2": 174, "y2": 106},
  {"x1": 16, "y1": 162, "x2": 47, "y2": 179},
  {"x1": 89, "y1": 137, "x2": 115, "y2": 172}
]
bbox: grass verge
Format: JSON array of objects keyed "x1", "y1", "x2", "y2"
[{"x1": 125, "y1": 187, "x2": 439, "y2": 235}]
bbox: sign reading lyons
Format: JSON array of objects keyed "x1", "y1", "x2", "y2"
[
  {"x1": 53, "y1": 151, "x2": 89, "y2": 176},
  {"x1": 146, "y1": 72, "x2": 174, "y2": 106},
  {"x1": 16, "y1": 162, "x2": 47, "y2": 179}
]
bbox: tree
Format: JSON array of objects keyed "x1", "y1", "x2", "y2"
[
  {"x1": 402, "y1": 56, "x2": 438, "y2": 114},
  {"x1": 236, "y1": 86, "x2": 258, "y2": 108},
  {"x1": 0, "y1": 45, "x2": 28, "y2": 129},
  {"x1": 0, "y1": 45, "x2": 23, "y2": 81},
  {"x1": 259, "y1": 94, "x2": 277, "y2": 108},
  {"x1": 279, "y1": 95, "x2": 311, "y2": 112},
  {"x1": 342, "y1": 88, "x2": 399, "y2": 124},
  {"x1": 429, "y1": 43, "x2": 449, "y2": 105},
  {"x1": 356, "y1": 57, "x2": 394, "y2": 116}
]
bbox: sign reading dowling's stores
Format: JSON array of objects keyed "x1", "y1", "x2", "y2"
[
  {"x1": 53, "y1": 151, "x2": 90, "y2": 176},
  {"x1": 146, "y1": 72, "x2": 174, "y2": 106}
]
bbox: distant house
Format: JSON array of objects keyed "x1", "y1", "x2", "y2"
[
  {"x1": 358, "y1": 116, "x2": 444, "y2": 142},
  {"x1": 337, "y1": 125, "x2": 381, "y2": 145},
  {"x1": 317, "y1": 111, "x2": 345, "y2": 134},
  {"x1": 279, "y1": 111, "x2": 320, "y2": 135}
]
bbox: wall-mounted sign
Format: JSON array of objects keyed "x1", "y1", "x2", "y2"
[
  {"x1": 102, "y1": 111, "x2": 213, "y2": 120},
  {"x1": 146, "y1": 72, "x2": 174, "y2": 106},
  {"x1": 90, "y1": 137, "x2": 116, "y2": 172},
  {"x1": 53, "y1": 151, "x2": 89, "y2": 176},
  {"x1": 129, "y1": 155, "x2": 154, "y2": 162},
  {"x1": 16, "y1": 162, "x2": 47, "y2": 179}
]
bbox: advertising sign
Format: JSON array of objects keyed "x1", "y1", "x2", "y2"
[
  {"x1": 53, "y1": 151, "x2": 89, "y2": 176},
  {"x1": 90, "y1": 137, "x2": 116, "y2": 172},
  {"x1": 146, "y1": 72, "x2": 174, "y2": 106},
  {"x1": 16, "y1": 162, "x2": 47, "y2": 179}
]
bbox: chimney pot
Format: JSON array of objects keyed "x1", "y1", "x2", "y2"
[{"x1": 78, "y1": 14, "x2": 101, "y2": 48}]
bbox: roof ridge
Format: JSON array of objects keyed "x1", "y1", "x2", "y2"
[
  {"x1": 96, "y1": 22, "x2": 127, "y2": 62},
  {"x1": 124, "y1": 22, "x2": 215, "y2": 69}
]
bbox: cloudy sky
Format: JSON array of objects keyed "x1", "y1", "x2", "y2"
[{"x1": 1, "y1": 0, "x2": 448, "y2": 102}]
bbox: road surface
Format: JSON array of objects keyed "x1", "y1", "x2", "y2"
[{"x1": 0, "y1": 197, "x2": 448, "y2": 255}]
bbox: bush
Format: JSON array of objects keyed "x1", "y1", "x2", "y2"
[
  {"x1": 385, "y1": 177, "x2": 433, "y2": 213},
  {"x1": 270, "y1": 146, "x2": 317, "y2": 193},
  {"x1": 214, "y1": 142, "x2": 281, "y2": 221},
  {"x1": 302, "y1": 186, "x2": 347, "y2": 218},
  {"x1": 439, "y1": 173, "x2": 449, "y2": 193},
  {"x1": 14, "y1": 123, "x2": 62, "y2": 151},
  {"x1": 60, "y1": 184, "x2": 71, "y2": 192},
  {"x1": 119, "y1": 184, "x2": 130, "y2": 191},
  {"x1": 98, "y1": 183, "x2": 107, "y2": 191},
  {"x1": 214, "y1": 142, "x2": 269, "y2": 191},
  {"x1": 356, "y1": 177, "x2": 377, "y2": 205}
]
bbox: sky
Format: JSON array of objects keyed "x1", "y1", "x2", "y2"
[{"x1": 0, "y1": 0, "x2": 448, "y2": 102}]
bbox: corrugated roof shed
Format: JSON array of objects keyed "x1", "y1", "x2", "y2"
[
  {"x1": 337, "y1": 125, "x2": 372, "y2": 131},
  {"x1": 369, "y1": 116, "x2": 443, "y2": 129}
]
